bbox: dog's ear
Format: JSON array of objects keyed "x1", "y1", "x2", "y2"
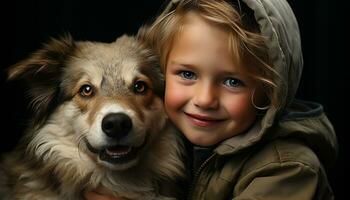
[
  {"x1": 137, "y1": 26, "x2": 165, "y2": 98},
  {"x1": 7, "y1": 34, "x2": 76, "y2": 126},
  {"x1": 7, "y1": 34, "x2": 75, "y2": 81}
]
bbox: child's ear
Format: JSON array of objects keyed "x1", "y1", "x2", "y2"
[{"x1": 7, "y1": 34, "x2": 76, "y2": 126}]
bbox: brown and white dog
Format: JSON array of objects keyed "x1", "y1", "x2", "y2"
[{"x1": 0, "y1": 34, "x2": 186, "y2": 200}]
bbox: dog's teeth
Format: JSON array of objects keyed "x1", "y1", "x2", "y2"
[{"x1": 106, "y1": 146, "x2": 132, "y2": 156}]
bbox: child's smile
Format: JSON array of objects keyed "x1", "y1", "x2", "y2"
[
  {"x1": 165, "y1": 13, "x2": 260, "y2": 146},
  {"x1": 184, "y1": 112, "x2": 226, "y2": 128}
]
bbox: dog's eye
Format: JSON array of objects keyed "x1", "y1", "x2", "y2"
[
  {"x1": 79, "y1": 84, "x2": 94, "y2": 97},
  {"x1": 133, "y1": 80, "x2": 148, "y2": 94}
]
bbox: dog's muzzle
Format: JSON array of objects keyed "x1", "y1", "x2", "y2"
[{"x1": 85, "y1": 112, "x2": 147, "y2": 166}]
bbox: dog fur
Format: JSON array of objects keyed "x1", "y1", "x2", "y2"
[{"x1": 0, "y1": 34, "x2": 186, "y2": 200}]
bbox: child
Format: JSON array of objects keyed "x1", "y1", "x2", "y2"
[{"x1": 86, "y1": 0, "x2": 338, "y2": 199}]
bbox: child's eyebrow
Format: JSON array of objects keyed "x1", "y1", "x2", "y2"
[
  {"x1": 169, "y1": 60, "x2": 244, "y2": 76},
  {"x1": 169, "y1": 60, "x2": 197, "y2": 69}
]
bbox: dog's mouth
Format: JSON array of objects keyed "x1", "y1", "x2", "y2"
[
  {"x1": 100, "y1": 145, "x2": 139, "y2": 164},
  {"x1": 85, "y1": 139, "x2": 147, "y2": 165}
]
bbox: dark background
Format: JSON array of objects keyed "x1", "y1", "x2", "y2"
[{"x1": 0, "y1": 0, "x2": 346, "y2": 199}]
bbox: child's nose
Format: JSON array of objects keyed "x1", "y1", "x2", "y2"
[{"x1": 193, "y1": 83, "x2": 218, "y2": 109}]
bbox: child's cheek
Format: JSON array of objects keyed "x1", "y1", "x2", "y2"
[
  {"x1": 164, "y1": 81, "x2": 185, "y2": 112},
  {"x1": 224, "y1": 95, "x2": 256, "y2": 123}
]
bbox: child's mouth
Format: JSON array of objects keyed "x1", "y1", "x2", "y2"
[{"x1": 185, "y1": 112, "x2": 224, "y2": 127}]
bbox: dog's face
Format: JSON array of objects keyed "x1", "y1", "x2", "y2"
[{"x1": 8, "y1": 35, "x2": 166, "y2": 170}]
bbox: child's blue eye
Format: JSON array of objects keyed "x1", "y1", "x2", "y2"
[
  {"x1": 223, "y1": 78, "x2": 243, "y2": 88},
  {"x1": 179, "y1": 71, "x2": 196, "y2": 80}
]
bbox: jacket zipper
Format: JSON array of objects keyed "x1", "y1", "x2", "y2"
[{"x1": 188, "y1": 153, "x2": 216, "y2": 200}]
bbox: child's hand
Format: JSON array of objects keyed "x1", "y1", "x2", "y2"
[{"x1": 84, "y1": 190, "x2": 127, "y2": 200}]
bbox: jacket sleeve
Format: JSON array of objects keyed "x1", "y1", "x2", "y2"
[{"x1": 233, "y1": 161, "x2": 333, "y2": 200}]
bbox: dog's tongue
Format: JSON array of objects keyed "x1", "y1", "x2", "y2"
[{"x1": 106, "y1": 146, "x2": 132, "y2": 156}]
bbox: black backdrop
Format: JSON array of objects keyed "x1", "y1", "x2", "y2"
[{"x1": 0, "y1": 0, "x2": 346, "y2": 199}]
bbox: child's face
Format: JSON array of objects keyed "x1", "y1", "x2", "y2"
[{"x1": 165, "y1": 13, "x2": 260, "y2": 146}]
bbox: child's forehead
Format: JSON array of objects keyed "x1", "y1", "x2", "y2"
[
  {"x1": 172, "y1": 13, "x2": 242, "y2": 64},
  {"x1": 181, "y1": 12, "x2": 224, "y2": 30},
  {"x1": 175, "y1": 12, "x2": 230, "y2": 45}
]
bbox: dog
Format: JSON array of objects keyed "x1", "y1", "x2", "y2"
[{"x1": 0, "y1": 33, "x2": 186, "y2": 200}]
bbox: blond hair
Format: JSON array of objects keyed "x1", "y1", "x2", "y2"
[{"x1": 139, "y1": 0, "x2": 278, "y2": 108}]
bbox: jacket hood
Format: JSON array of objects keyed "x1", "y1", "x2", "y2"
[
  {"x1": 215, "y1": 0, "x2": 337, "y2": 166},
  {"x1": 215, "y1": 0, "x2": 305, "y2": 151},
  {"x1": 243, "y1": 0, "x2": 304, "y2": 111},
  {"x1": 238, "y1": 0, "x2": 304, "y2": 129}
]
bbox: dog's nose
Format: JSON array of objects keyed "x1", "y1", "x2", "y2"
[{"x1": 102, "y1": 113, "x2": 132, "y2": 139}]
